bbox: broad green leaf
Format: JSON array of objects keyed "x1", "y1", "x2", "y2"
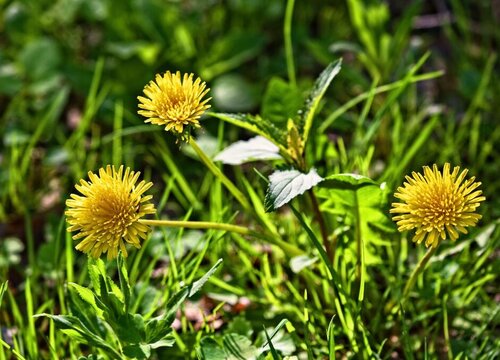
[
  {"x1": 214, "y1": 136, "x2": 282, "y2": 165},
  {"x1": 115, "y1": 313, "x2": 146, "y2": 343},
  {"x1": 223, "y1": 333, "x2": 258, "y2": 360},
  {"x1": 198, "y1": 337, "x2": 227, "y2": 360},
  {"x1": 261, "y1": 77, "x2": 303, "y2": 125},
  {"x1": 298, "y1": 59, "x2": 342, "y2": 145},
  {"x1": 265, "y1": 169, "x2": 323, "y2": 212},
  {"x1": 320, "y1": 176, "x2": 395, "y2": 249},
  {"x1": 123, "y1": 343, "x2": 151, "y2": 359},
  {"x1": 189, "y1": 258, "x2": 223, "y2": 297}
]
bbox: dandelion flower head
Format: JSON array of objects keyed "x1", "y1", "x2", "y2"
[
  {"x1": 391, "y1": 163, "x2": 485, "y2": 248},
  {"x1": 66, "y1": 165, "x2": 156, "y2": 260},
  {"x1": 138, "y1": 71, "x2": 211, "y2": 141}
]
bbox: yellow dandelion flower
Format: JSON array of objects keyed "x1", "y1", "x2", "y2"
[
  {"x1": 65, "y1": 165, "x2": 156, "y2": 260},
  {"x1": 138, "y1": 71, "x2": 211, "y2": 140},
  {"x1": 391, "y1": 163, "x2": 485, "y2": 248}
]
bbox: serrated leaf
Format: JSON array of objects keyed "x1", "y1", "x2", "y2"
[
  {"x1": 214, "y1": 136, "x2": 282, "y2": 165},
  {"x1": 189, "y1": 258, "x2": 223, "y2": 297},
  {"x1": 68, "y1": 283, "x2": 102, "y2": 317},
  {"x1": 299, "y1": 59, "x2": 342, "y2": 144},
  {"x1": 117, "y1": 253, "x2": 130, "y2": 311},
  {"x1": 210, "y1": 113, "x2": 287, "y2": 147},
  {"x1": 88, "y1": 257, "x2": 107, "y2": 296},
  {"x1": 265, "y1": 169, "x2": 323, "y2": 212}
]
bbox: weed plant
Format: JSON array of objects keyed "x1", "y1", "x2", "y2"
[{"x1": 0, "y1": 0, "x2": 498, "y2": 359}]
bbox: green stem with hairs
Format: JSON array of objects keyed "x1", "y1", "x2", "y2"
[{"x1": 139, "y1": 219, "x2": 302, "y2": 257}]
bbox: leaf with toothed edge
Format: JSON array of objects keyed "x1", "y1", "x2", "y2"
[
  {"x1": 265, "y1": 169, "x2": 324, "y2": 212},
  {"x1": 298, "y1": 58, "x2": 342, "y2": 144}
]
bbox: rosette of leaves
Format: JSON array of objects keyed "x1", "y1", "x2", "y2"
[{"x1": 36, "y1": 255, "x2": 222, "y2": 359}]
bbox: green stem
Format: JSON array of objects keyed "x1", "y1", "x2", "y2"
[
  {"x1": 402, "y1": 246, "x2": 438, "y2": 302},
  {"x1": 284, "y1": 0, "x2": 296, "y2": 86},
  {"x1": 139, "y1": 219, "x2": 303, "y2": 257},
  {"x1": 189, "y1": 138, "x2": 252, "y2": 212},
  {"x1": 308, "y1": 190, "x2": 331, "y2": 258}
]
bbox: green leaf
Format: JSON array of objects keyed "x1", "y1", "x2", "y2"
[
  {"x1": 223, "y1": 333, "x2": 258, "y2": 360},
  {"x1": 259, "y1": 319, "x2": 293, "y2": 354},
  {"x1": 123, "y1": 343, "x2": 151, "y2": 359},
  {"x1": 88, "y1": 257, "x2": 107, "y2": 296},
  {"x1": 227, "y1": 316, "x2": 253, "y2": 338},
  {"x1": 35, "y1": 314, "x2": 120, "y2": 357},
  {"x1": 150, "y1": 337, "x2": 176, "y2": 349},
  {"x1": 265, "y1": 169, "x2": 324, "y2": 212},
  {"x1": 0, "y1": 281, "x2": 8, "y2": 311},
  {"x1": 319, "y1": 174, "x2": 395, "y2": 264},
  {"x1": 214, "y1": 136, "x2": 282, "y2": 165},
  {"x1": 145, "y1": 317, "x2": 174, "y2": 344},
  {"x1": 210, "y1": 113, "x2": 287, "y2": 147},
  {"x1": 189, "y1": 258, "x2": 223, "y2": 297},
  {"x1": 20, "y1": 37, "x2": 62, "y2": 81},
  {"x1": 298, "y1": 58, "x2": 342, "y2": 144},
  {"x1": 145, "y1": 287, "x2": 188, "y2": 343},
  {"x1": 117, "y1": 252, "x2": 131, "y2": 311},
  {"x1": 68, "y1": 283, "x2": 102, "y2": 317},
  {"x1": 198, "y1": 337, "x2": 227, "y2": 360},
  {"x1": 320, "y1": 173, "x2": 377, "y2": 190},
  {"x1": 261, "y1": 77, "x2": 303, "y2": 125},
  {"x1": 115, "y1": 313, "x2": 146, "y2": 343}
]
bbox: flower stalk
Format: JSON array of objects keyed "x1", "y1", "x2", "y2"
[
  {"x1": 402, "y1": 245, "x2": 437, "y2": 303},
  {"x1": 139, "y1": 218, "x2": 302, "y2": 257}
]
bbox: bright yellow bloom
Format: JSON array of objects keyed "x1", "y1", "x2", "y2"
[
  {"x1": 138, "y1": 71, "x2": 211, "y2": 140},
  {"x1": 66, "y1": 165, "x2": 156, "y2": 260},
  {"x1": 391, "y1": 163, "x2": 485, "y2": 248}
]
